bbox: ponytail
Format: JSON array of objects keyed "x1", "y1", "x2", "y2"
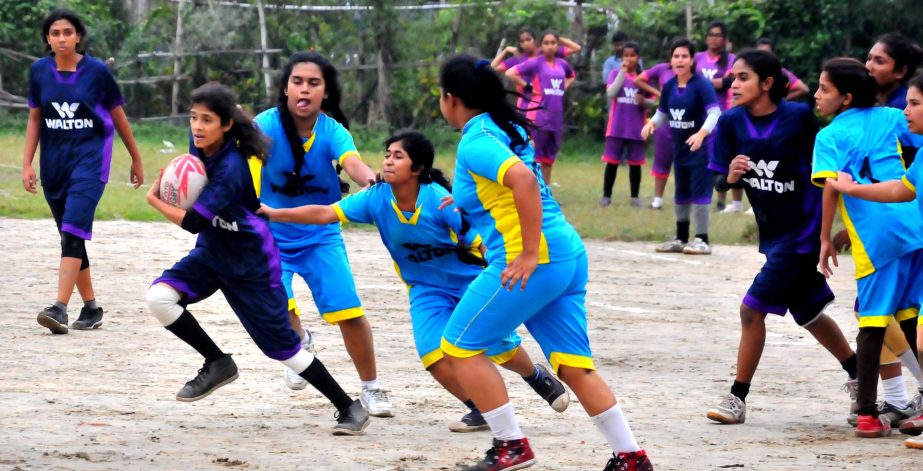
[
  {"x1": 440, "y1": 55, "x2": 533, "y2": 153},
  {"x1": 190, "y1": 83, "x2": 269, "y2": 160}
]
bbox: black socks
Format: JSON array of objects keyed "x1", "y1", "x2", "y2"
[
  {"x1": 299, "y1": 359, "x2": 354, "y2": 413},
  {"x1": 731, "y1": 380, "x2": 750, "y2": 402},
  {"x1": 841, "y1": 353, "x2": 858, "y2": 380},
  {"x1": 166, "y1": 310, "x2": 225, "y2": 362}
]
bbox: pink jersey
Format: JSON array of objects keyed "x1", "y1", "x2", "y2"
[
  {"x1": 638, "y1": 62, "x2": 675, "y2": 91},
  {"x1": 694, "y1": 51, "x2": 736, "y2": 111},
  {"x1": 605, "y1": 69, "x2": 646, "y2": 140},
  {"x1": 512, "y1": 56, "x2": 575, "y2": 131},
  {"x1": 782, "y1": 67, "x2": 801, "y2": 90},
  {"x1": 499, "y1": 46, "x2": 571, "y2": 111}
]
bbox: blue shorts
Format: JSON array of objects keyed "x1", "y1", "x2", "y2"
[
  {"x1": 410, "y1": 286, "x2": 521, "y2": 369},
  {"x1": 154, "y1": 247, "x2": 302, "y2": 360},
  {"x1": 281, "y1": 237, "x2": 363, "y2": 324},
  {"x1": 743, "y1": 253, "x2": 835, "y2": 326},
  {"x1": 442, "y1": 251, "x2": 593, "y2": 375},
  {"x1": 44, "y1": 178, "x2": 105, "y2": 240},
  {"x1": 673, "y1": 161, "x2": 712, "y2": 205},
  {"x1": 856, "y1": 249, "x2": 923, "y2": 328}
]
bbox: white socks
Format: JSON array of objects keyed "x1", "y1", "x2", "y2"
[
  {"x1": 882, "y1": 376, "x2": 910, "y2": 408},
  {"x1": 651, "y1": 197, "x2": 663, "y2": 209},
  {"x1": 592, "y1": 404, "x2": 641, "y2": 453},
  {"x1": 730, "y1": 200, "x2": 744, "y2": 210},
  {"x1": 482, "y1": 402, "x2": 524, "y2": 441},
  {"x1": 362, "y1": 379, "x2": 382, "y2": 391},
  {"x1": 898, "y1": 349, "x2": 923, "y2": 387}
]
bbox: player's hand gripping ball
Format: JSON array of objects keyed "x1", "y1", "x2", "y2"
[{"x1": 160, "y1": 154, "x2": 207, "y2": 209}]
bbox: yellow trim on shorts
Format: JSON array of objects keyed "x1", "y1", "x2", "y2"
[
  {"x1": 332, "y1": 204, "x2": 349, "y2": 224},
  {"x1": 488, "y1": 346, "x2": 519, "y2": 365},
  {"x1": 839, "y1": 195, "x2": 874, "y2": 279},
  {"x1": 858, "y1": 315, "x2": 894, "y2": 328},
  {"x1": 896, "y1": 307, "x2": 920, "y2": 323},
  {"x1": 441, "y1": 338, "x2": 487, "y2": 358},
  {"x1": 338, "y1": 150, "x2": 361, "y2": 166},
  {"x1": 287, "y1": 298, "x2": 301, "y2": 316},
  {"x1": 322, "y1": 306, "x2": 364, "y2": 325},
  {"x1": 549, "y1": 352, "x2": 595, "y2": 375},
  {"x1": 903, "y1": 175, "x2": 917, "y2": 193},
  {"x1": 811, "y1": 170, "x2": 838, "y2": 188},
  {"x1": 421, "y1": 348, "x2": 444, "y2": 369}
]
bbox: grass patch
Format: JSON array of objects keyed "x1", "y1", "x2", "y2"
[{"x1": 1, "y1": 123, "x2": 761, "y2": 244}]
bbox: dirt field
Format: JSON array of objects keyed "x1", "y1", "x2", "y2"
[{"x1": 1, "y1": 218, "x2": 919, "y2": 470}]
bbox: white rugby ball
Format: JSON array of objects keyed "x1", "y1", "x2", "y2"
[{"x1": 160, "y1": 154, "x2": 208, "y2": 210}]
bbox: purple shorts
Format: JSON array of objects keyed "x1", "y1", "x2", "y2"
[
  {"x1": 533, "y1": 129, "x2": 562, "y2": 166},
  {"x1": 601, "y1": 137, "x2": 646, "y2": 165},
  {"x1": 651, "y1": 126, "x2": 673, "y2": 179},
  {"x1": 743, "y1": 253, "x2": 835, "y2": 326}
]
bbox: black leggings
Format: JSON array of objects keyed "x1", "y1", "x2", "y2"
[
  {"x1": 602, "y1": 163, "x2": 641, "y2": 198},
  {"x1": 856, "y1": 317, "x2": 918, "y2": 415},
  {"x1": 61, "y1": 231, "x2": 90, "y2": 270}
]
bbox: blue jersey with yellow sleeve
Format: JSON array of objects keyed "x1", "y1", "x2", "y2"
[
  {"x1": 332, "y1": 182, "x2": 483, "y2": 293},
  {"x1": 904, "y1": 158, "x2": 922, "y2": 217},
  {"x1": 452, "y1": 113, "x2": 583, "y2": 267},
  {"x1": 254, "y1": 109, "x2": 361, "y2": 250},
  {"x1": 811, "y1": 107, "x2": 923, "y2": 278}
]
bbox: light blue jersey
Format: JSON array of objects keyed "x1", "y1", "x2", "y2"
[{"x1": 903, "y1": 155, "x2": 922, "y2": 217}]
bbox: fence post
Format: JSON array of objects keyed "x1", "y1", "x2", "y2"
[
  {"x1": 171, "y1": 0, "x2": 186, "y2": 117},
  {"x1": 257, "y1": 0, "x2": 272, "y2": 101}
]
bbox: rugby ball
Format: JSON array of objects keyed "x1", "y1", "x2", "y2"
[{"x1": 160, "y1": 154, "x2": 207, "y2": 210}]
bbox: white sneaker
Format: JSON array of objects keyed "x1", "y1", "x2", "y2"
[
  {"x1": 283, "y1": 329, "x2": 316, "y2": 391},
  {"x1": 284, "y1": 366, "x2": 308, "y2": 390},
  {"x1": 655, "y1": 239, "x2": 684, "y2": 253},
  {"x1": 843, "y1": 378, "x2": 859, "y2": 426},
  {"x1": 744, "y1": 207, "x2": 754, "y2": 216},
  {"x1": 906, "y1": 434, "x2": 923, "y2": 449},
  {"x1": 360, "y1": 387, "x2": 394, "y2": 417},
  {"x1": 719, "y1": 204, "x2": 743, "y2": 214},
  {"x1": 706, "y1": 393, "x2": 746, "y2": 424},
  {"x1": 683, "y1": 237, "x2": 712, "y2": 255}
]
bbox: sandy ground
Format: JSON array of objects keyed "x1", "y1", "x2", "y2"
[{"x1": 1, "y1": 218, "x2": 920, "y2": 471}]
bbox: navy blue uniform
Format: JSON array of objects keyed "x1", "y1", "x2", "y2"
[
  {"x1": 710, "y1": 101, "x2": 833, "y2": 324},
  {"x1": 28, "y1": 55, "x2": 123, "y2": 239},
  {"x1": 658, "y1": 74, "x2": 719, "y2": 204},
  {"x1": 153, "y1": 141, "x2": 301, "y2": 360}
]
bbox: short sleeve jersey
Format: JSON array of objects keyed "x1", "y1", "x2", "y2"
[
  {"x1": 452, "y1": 113, "x2": 583, "y2": 267},
  {"x1": 499, "y1": 47, "x2": 569, "y2": 111},
  {"x1": 782, "y1": 68, "x2": 801, "y2": 90},
  {"x1": 188, "y1": 141, "x2": 282, "y2": 284},
  {"x1": 28, "y1": 55, "x2": 124, "y2": 191},
  {"x1": 658, "y1": 74, "x2": 719, "y2": 164},
  {"x1": 694, "y1": 51, "x2": 735, "y2": 111},
  {"x1": 332, "y1": 183, "x2": 483, "y2": 294},
  {"x1": 511, "y1": 56, "x2": 575, "y2": 131},
  {"x1": 638, "y1": 62, "x2": 675, "y2": 91},
  {"x1": 606, "y1": 70, "x2": 646, "y2": 140},
  {"x1": 710, "y1": 101, "x2": 820, "y2": 255},
  {"x1": 811, "y1": 107, "x2": 923, "y2": 278},
  {"x1": 254, "y1": 109, "x2": 360, "y2": 250}
]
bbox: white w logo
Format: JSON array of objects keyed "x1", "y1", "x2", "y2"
[
  {"x1": 701, "y1": 68, "x2": 718, "y2": 80},
  {"x1": 748, "y1": 160, "x2": 779, "y2": 178},
  {"x1": 52, "y1": 102, "x2": 79, "y2": 119},
  {"x1": 624, "y1": 87, "x2": 638, "y2": 99},
  {"x1": 669, "y1": 108, "x2": 685, "y2": 121},
  {"x1": 550, "y1": 78, "x2": 563, "y2": 89}
]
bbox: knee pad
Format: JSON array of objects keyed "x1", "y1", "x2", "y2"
[
  {"x1": 146, "y1": 283, "x2": 184, "y2": 326},
  {"x1": 61, "y1": 232, "x2": 87, "y2": 261},
  {"x1": 280, "y1": 348, "x2": 315, "y2": 373}
]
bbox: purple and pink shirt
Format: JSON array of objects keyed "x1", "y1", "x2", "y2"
[
  {"x1": 694, "y1": 51, "x2": 736, "y2": 111},
  {"x1": 638, "y1": 62, "x2": 675, "y2": 92},
  {"x1": 500, "y1": 46, "x2": 571, "y2": 111},
  {"x1": 511, "y1": 56, "x2": 575, "y2": 131},
  {"x1": 605, "y1": 70, "x2": 646, "y2": 140},
  {"x1": 28, "y1": 55, "x2": 123, "y2": 193}
]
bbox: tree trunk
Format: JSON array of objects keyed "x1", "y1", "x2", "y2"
[
  {"x1": 170, "y1": 0, "x2": 186, "y2": 117},
  {"x1": 448, "y1": 6, "x2": 464, "y2": 53}
]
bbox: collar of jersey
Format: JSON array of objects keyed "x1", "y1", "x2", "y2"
[
  {"x1": 389, "y1": 186, "x2": 422, "y2": 225},
  {"x1": 833, "y1": 108, "x2": 863, "y2": 122},
  {"x1": 301, "y1": 116, "x2": 320, "y2": 153},
  {"x1": 461, "y1": 113, "x2": 491, "y2": 135}
]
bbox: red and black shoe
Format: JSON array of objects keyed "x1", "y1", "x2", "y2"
[
  {"x1": 855, "y1": 414, "x2": 892, "y2": 438},
  {"x1": 603, "y1": 449, "x2": 654, "y2": 471},
  {"x1": 462, "y1": 438, "x2": 536, "y2": 471}
]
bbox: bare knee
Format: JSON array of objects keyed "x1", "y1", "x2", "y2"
[{"x1": 739, "y1": 304, "x2": 764, "y2": 328}]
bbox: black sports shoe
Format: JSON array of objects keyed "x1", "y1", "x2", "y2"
[
  {"x1": 526, "y1": 364, "x2": 570, "y2": 412},
  {"x1": 71, "y1": 306, "x2": 104, "y2": 330},
  {"x1": 603, "y1": 450, "x2": 654, "y2": 471},
  {"x1": 37, "y1": 305, "x2": 68, "y2": 334},
  {"x1": 449, "y1": 408, "x2": 491, "y2": 433},
  {"x1": 462, "y1": 438, "x2": 536, "y2": 471},
  {"x1": 175, "y1": 355, "x2": 239, "y2": 402},
  {"x1": 332, "y1": 399, "x2": 370, "y2": 436}
]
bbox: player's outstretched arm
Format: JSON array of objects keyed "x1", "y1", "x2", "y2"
[
  {"x1": 818, "y1": 181, "x2": 839, "y2": 278},
  {"x1": 341, "y1": 154, "x2": 376, "y2": 190},
  {"x1": 111, "y1": 106, "x2": 144, "y2": 188},
  {"x1": 258, "y1": 203, "x2": 338, "y2": 225},
  {"x1": 828, "y1": 171, "x2": 915, "y2": 203}
]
